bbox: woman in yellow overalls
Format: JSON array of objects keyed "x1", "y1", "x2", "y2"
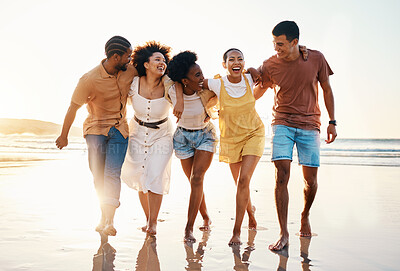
[{"x1": 203, "y1": 48, "x2": 265, "y2": 245}]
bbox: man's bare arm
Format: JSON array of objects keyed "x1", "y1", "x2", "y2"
[
  {"x1": 320, "y1": 79, "x2": 337, "y2": 144},
  {"x1": 253, "y1": 64, "x2": 273, "y2": 100},
  {"x1": 55, "y1": 102, "x2": 81, "y2": 149}
]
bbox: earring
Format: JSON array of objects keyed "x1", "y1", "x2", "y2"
[{"x1": 184, "y1": 84, "x2": 187, "y2": 88}]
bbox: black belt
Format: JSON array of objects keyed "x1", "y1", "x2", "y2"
[
  {"x1": 179, "y1": 126, "x2": 202, "y2": 132},
  {"x1": 134, "y1": 116, "x2": 168, "y2": 129}
]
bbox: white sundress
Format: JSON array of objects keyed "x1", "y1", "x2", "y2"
[{"x1": 121, "y1": 76, "x2": 173, "y2": 195}]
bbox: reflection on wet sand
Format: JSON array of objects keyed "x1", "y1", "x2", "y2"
[
  {"x1": 92, "y1": 233, "x2": 116, "y2": 271},
  {"x1": 184, "y1": 230, "x2": 210, "y2": 270},
  {"x1": 300, "y1": 237, "x2": 312, "y2": 271},
  {"x1": 231, "y1": 229, "x2": 257, "y2": 271},
  {"x1": 273, "y1": 245, "x2": 289, "y2": 271},
  {"x1": 135, "y1": 235, "x2": 161, "y2": 271},
  {"x1": 272, "y1": 237, "x2": 313, "y2": 271}
]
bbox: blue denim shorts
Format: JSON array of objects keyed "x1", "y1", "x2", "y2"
[
  {"x1": 173, "y1": 122, "x2": 217, "y2": 160},
  {"x1": 271, "y1": 125, "x2": 320, "y2": 167}
]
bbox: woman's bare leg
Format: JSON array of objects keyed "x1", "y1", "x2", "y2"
[
  {"x1": 229, "y1": 155, "x2": 260, "y2": 245},
  {"x1": 138, "y1": 191, "x2": 150, "y2": 232},
  {"x1": 147, "y1": 191, "x2": 163, "y2": 235},
  {"x1": 182, "y1": 150, "x2": 213, "y2": 242},
  {"x1": 181, "y1": 153, "x2": 212, "y2": 232},
  {"x1": 229, "y1": 162, "x2": 257, "y2": 230}
]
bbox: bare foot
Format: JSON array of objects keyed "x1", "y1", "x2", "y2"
[
  {"x1": 248, "y1": 205, "x2": 257, "y2": 230},
  {"x1": 146, "y1": 223, "x2": 157, "y2": 236},
  {"x1": 199, "y1": 219, "x2": 212, "y2": 231},
  {"x1": 299, "y1": 216, "x2": 312, "y2": 237},
  {"x1": 184, "y1": 229, "x2": 196, "y2": 243},
  {"x1": 269, "y1": 235, "x2": 289, "y2": 251},
  {"x1": 228, "y1": 234, "x2": 242, "y2": 246},
  {"x1": 141, "y1": 225, "x2": 147, "y2": 232},
  {"x1": 102, "y1": 223, "x2": 117, "y2": 236}
]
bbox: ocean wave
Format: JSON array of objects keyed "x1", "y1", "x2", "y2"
[{"x1": 1, "y1": 136, "x2": 400, "y2": 167}]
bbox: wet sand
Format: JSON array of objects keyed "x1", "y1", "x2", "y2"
[{"x1": 0, "y1": 151, "x2": 399, "y2": 270}]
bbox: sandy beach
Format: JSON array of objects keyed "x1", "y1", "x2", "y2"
[{"x1": 0, "y1": 142, "x2": 400, "y2": 271}]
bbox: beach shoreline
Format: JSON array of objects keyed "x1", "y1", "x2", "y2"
[{"x1": 0, "y1": 148, "x2": 399, "y2": 270}]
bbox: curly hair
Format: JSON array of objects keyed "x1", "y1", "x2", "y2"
[
  {"x1": 131, "y1": 41, "x2": 171, "y2": 76},
  {"x1": 167, "y1": 51, "x2": 198, "y2": 83}
]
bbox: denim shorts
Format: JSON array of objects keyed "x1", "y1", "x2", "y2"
[
  {"x1": 271, "y1": 125, "x2": 320, "y2": 167},
  {"x1": 173, "y1": 122, "x2": 217, "y2": 160}
]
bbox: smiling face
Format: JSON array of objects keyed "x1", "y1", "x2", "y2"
[
  {"x1": 144, "y1": 52, "x2": 167, "y2": 76},
  {"x1": 182, "y1": 63, "x2": 204, "y2": 94},
  {"x1": 273, "y1": 34, "x2": 298, "y2": 60},
  {"x1": 115, "y1": 48, "x2": 132, "y2": 71},
  {"x1": 223, "y1": 50, "x2": 245, "y2": 79}
]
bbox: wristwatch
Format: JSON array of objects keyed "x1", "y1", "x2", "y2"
[{"x1": 329, "y1": 120, "x2": 337, "y2": 126}]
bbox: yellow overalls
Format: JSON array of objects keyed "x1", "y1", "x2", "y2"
[{"x1": 217, "y1": 74, "x2": 265, "y2": 163}]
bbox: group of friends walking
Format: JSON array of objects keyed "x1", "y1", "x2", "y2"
[{"x1": 55, "y1": 20, "x2": 337, "y2": 251}]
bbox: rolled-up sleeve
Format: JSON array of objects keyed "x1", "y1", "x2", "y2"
[{"x1": 71, "y1": 74, "x2": 92, "y2": 106}]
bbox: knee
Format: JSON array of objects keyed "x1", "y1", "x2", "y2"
[
  {"x1": 190, "y1": 172, "x2": 204, "y2": 187},
  {"x1": 275, "y1": 167, "x2": 290, "y2": 186},
  {"x1": 237, "y1": 175, "x2": 251, "y2": 190},
  {"x1": 304, "y1": 176, "x2": 318, "y2": 189}
]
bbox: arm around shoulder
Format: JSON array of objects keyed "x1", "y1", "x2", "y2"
[
  {"x1": 200, "y1": 79, "x2": 217, "y2": 103},
  {"x1": 172, "y1": 81, "x2": 184, "y2": 121},
  {"x1": 126, "y1": 64, "x2": 138, "y2": 78},
  {"x1": 253, "y1": 62, "x2": 274, "y2": 100},
  {"x1": 253, "y1": 83, "x2": 272, "y2": 100}
]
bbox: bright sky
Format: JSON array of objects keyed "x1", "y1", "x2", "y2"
[{"x1": 0, "y1": 0, "x2": 399, "y2": 138}]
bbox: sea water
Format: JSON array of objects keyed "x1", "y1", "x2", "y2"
[{"x1": 0, "y1": 135, "x2": 399, "y2": 167}]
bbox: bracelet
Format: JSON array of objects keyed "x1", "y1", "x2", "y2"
[{"x1": 329, "y1": 120, "x2": 337, "y2": 126}]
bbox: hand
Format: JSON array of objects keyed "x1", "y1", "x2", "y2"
[
  {"x1": 255, "y1": 74, "x2": 263, "y2": 86},
  {"x1": 325, "y1": 124, "x2": 337, "y2": 144},
  {"x1": 55, "y1": 135, "x2": 68, "y2": 149},
  {"x1": 248, "y1": 68, "x2": 262, "y2": 85},
  {"x1": 173, "y1": 103, "x2": 183, "y2": 122},
  {"x1": 299, "y1": 45, "x2": 308, "y2": 61},
  {"x1": 204, "y1": 115, "x2": 210, "y2": 123}
]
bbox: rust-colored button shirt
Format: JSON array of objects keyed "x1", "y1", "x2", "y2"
[{"x1": 71, "y1": 59, "x2": 135, "y2": 138}]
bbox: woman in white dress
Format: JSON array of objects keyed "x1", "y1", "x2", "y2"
[{"x1": 121, "y1": 41, "x2": 181, "y2": 235}]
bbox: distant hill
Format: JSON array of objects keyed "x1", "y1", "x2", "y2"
[{"x1": 0, "y1": 118, "x2": 82, "y2": 137}]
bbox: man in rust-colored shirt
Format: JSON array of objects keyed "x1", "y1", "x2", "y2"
[
  {"x1": 56, "y1": 36, "x2": 136, "y2": 237},
  {"x1": 256, "y1": 21, "x2": 337, "y2": 251}
]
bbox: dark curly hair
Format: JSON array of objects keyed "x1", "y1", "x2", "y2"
[
  {"x1": 167, "y1": 51, "x2": 198, "y2": 83},
  {"x1": 131, "y1": 41, "x2": 171, "y2": 76}
]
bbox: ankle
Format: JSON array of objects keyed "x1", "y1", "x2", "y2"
[
  {"x1": 280, "y1": 230, "x2": 289, "y2": 238},
  {"x1": 185, "y1": 224, "x2": 194, "y2": 232},
  {"x1": 301, "y1": 212, "x2": 310, "y2": 219}
]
